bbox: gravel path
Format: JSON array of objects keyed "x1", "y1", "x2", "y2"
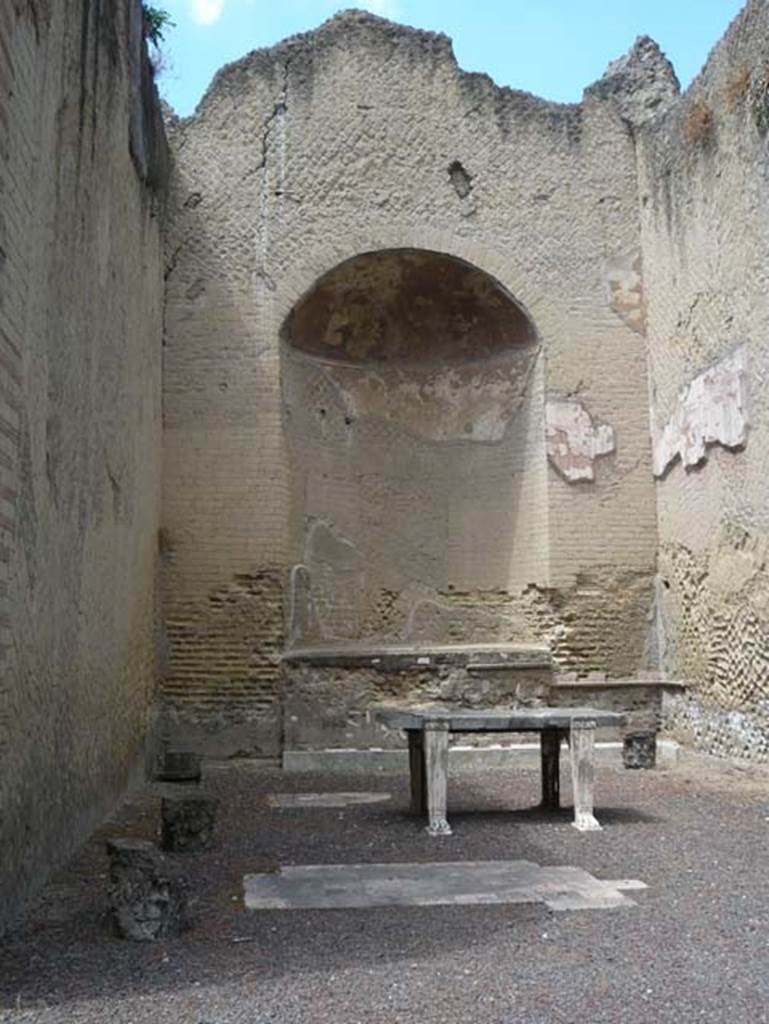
[{"x1": 1, "y1": 756, "x2": 768, "y2": 1023}]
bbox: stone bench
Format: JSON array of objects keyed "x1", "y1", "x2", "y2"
[
  {"x1": 281, "y1": 643, "x2": 553, "y2": 752},
  {"x1": 551, "y1": 673, "x2": 686, "y2": 766}
]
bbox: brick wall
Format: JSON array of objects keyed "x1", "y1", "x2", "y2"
[
  {"x1": 0, "y1": 1, "x2": 33, "y2": 763},
  {"x1": 0, "y1": 0, "x2": 166, "y2": 929}
]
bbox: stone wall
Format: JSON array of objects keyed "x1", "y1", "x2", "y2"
[
  {"x1": 639, "y1": 0, "x2": 769, "y2": 760},
  {"x1": 163, "y1": 12, "x2": 663, "y2": 753},
  {"x1": 0, "y1": 0, "x2": 166, "y2": 927}
]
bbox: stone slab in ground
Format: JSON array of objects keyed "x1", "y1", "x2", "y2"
[
  {"x1": 267, "y1": 791, "x2": 392, "y2": 808},
  {"x1": 243, "y1": 859, "x2": 645, "y2": 912}
]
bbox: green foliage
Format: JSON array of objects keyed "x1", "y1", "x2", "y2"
[{"x1": 142, "y1": 4, "x2": 174, "y2": 47}]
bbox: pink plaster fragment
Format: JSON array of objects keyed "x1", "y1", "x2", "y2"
[
  {"x1": 545, "y1": 400, "x2": 616, "y2": 482},
  {"x1": 652, "y1": 346, "x2": 748, "y2": 477}
]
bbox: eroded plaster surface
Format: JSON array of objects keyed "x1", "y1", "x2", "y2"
[
  {"x1": 652, "y1": 346, "x2": 749, "y2": 477},
  {"x1": 326, "y1": 358, "x2": 538, "y2": 443}
]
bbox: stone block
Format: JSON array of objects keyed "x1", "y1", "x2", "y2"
[
  {"x1": 106, "y1": 839, "x2": 190, "y2": 941},
  {"x1": 160, "y1": 794, "x2": 219, "y2": 852},
  {"x1": 623, "y1": 732, "x2": 657, "y2": 769},
  {"x1": 154, "y1": 750, "x2": 202, "y2": 783}
]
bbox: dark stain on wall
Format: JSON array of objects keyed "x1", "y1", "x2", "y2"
[{"x1": 283, "y1": 249, "x2": 536, "y2": 365}]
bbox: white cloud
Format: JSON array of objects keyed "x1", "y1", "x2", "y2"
[
  {"x1": 190, "y1": 0, "x2": 226, "y2": 25},
  {"x1": 292, "y1": 0, "x2": 401, "y2": 20},
  {"x1": 363, "y1": 0, "x2": 400, "y2": 16},
  {"x1": 184, "y1": 0, "x2": 403, "y2": 29}
]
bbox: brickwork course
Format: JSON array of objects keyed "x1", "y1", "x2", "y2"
[{"x1": 1, "y1": 0, "x2": 768, "y2": 929}]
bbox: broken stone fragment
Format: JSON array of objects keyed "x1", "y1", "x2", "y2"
[
  {"x1": 623, "y1": 732, "x2": 657, "y2": 769},
  {"x1": 586, "y1": 35, "x2": 680, "y2": 126},
  {"x1": 160, "y1": 794, "x2": 219, "y2": 853},
  {"x1": 106, "y1": 838, "x2": 190, "y2": 941}
]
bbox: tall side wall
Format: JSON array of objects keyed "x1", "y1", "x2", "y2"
[
  {"x1": 640, "y1": 0, "x2": 769, "y2": 760},
  {"x1": 163, "y1": 13, "x2": 660, "y2": 754},
  {"x1": 0, "y1": 0, "x2": 166, "y2": 927}
]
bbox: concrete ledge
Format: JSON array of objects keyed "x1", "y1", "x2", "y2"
[
  {"x1": 553, "y1": 673, "x2": 686, "y2": 690},
  {"x1": 283, "y1": 740, "x2": 681, "y2": 774},
  {"x1": 281, "y1": 642, "x2": 552, "y2": 671}
]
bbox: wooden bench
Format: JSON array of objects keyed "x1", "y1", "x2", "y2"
[{"x1": 374, "y1": 707, "x2": 626, "y2": 836}]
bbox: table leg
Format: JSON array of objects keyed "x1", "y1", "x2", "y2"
[
  {"x1": 540, "y1": 727, "x2": 563, "y2": 810},
  {"x1": 423, "y1": 721, "x2": 451, "y2": 836},
  {"x1": 407, "y1": 730, "x2": 426, "y2": 815},
  {"x1": 569, "y1": 718, "x2": 602, "y2": 831}
]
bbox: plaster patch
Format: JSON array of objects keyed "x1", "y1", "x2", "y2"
[
  {"x1": 546, "y1": 400, "x2": 615, "y2": 481},
  {"x1": 607, "y1": 252, "x2": 645, "y2": 335},
  {"x1": 303, "y1": 520, "x2": 367, "y2": 640},
  {"x1": 305, "y1": 519, "x2": 362, "y2": 570},
  {"x1": 652, "y1": 346, "x2": 749, "y2": 476},
  {"x1": 288, "y1": 564, "x2": 321, "y2": 643}
]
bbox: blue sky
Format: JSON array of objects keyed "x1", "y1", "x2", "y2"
[{"x1": 155, "y1": 0, "x2": 746, "y2": 117}]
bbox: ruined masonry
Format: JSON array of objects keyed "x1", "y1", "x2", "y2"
[{"x1": 1, "y1": 0, "x2": 768, "y2": 929}]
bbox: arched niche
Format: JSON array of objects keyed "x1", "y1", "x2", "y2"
[
  {"x1": 282, "y1": 248, "x2": 536, "y2": 364},
  {"x1": 280, "y1": 249, "x2": 547, "y2": 646}
]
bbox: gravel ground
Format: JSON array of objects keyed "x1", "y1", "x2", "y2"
[{"x1": 1, "y1": 756, "x2": 768, "y2": 1024}]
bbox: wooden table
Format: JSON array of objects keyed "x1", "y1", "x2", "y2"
[{"x1": 374, "y1": 707, "x2": 626, "y2": 836}]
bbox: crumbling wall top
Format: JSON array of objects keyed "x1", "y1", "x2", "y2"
[
  {"x1": 585, "y1": 35, "x2": 680, "y2": 126},
  {"x1": 183, "y1": 8, "x2": 689, "y2": 137},
  {"x1": 188, "y1": 8, "x2": 586, "y2": 128}
]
